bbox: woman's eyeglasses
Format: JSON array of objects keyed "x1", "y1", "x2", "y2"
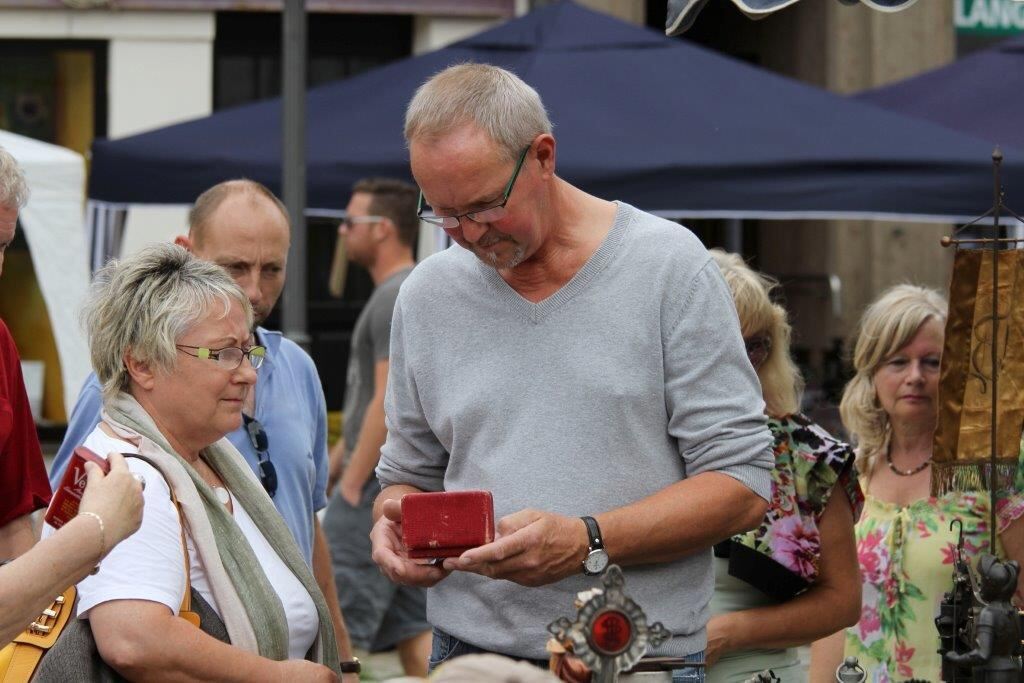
[
  {"x1": 176, "y1": 344, "x2": 266, "y2": 371},
  {"x1": 243, "y1": 414, "x2": 277, "y2": 498},
  {"x1": 744, "y1": 335, "x2": 772, "y2": 370}
]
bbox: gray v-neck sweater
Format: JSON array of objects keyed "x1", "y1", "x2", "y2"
[{"x1": 378, "y1": 203, "x2": 773, "y2": 659}]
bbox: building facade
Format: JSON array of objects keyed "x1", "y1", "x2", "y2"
[{"x1": 0, "y1": 0, "x2": 1016, "y2": 426}]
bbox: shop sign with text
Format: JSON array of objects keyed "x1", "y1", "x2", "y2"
[{"x1": 956, "y1": 0, "x2": 1024, "y2": 35}]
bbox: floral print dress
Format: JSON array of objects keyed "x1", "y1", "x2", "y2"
[{"x1": 844, "y1": 485, "x2": 1024, "y2": 682}]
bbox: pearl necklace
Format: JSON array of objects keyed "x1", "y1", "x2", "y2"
[{"x1": 886, "y1": 447, "x2": 932, "y2": 477}]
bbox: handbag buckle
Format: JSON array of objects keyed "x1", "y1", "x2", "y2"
[{"x1": 28, "y1": 594, "x2": 67, "y2": 634}]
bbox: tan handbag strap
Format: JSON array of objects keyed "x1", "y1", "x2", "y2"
[
  {"x1": 167, "y1": 484, "x2": 196, "y2": 617},
  {"x1": 113, "y1": 445, "x2": 197, "y2": 623},
  {"x1": 97, "y1": 427, "x2": 194, "y2": 619}
]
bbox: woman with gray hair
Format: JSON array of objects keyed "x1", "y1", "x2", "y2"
[{"x1": 47, "y1": 243, "x2": 341, "y2": 681}]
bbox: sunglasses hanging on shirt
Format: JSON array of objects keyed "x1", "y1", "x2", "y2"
[{"x1": 243, "y1": 414, "x2": 278, "y2": 498}]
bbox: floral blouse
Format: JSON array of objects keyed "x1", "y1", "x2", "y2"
[
  {"x1": 709, "y1": 414, "x2": 862, "y2": 681},
  {"x1": 844, "y1": 483, "x2": 1024, "y2": 682},
  {"x1": 720, "y1": 414, "x2": 863, "y2": 600}
]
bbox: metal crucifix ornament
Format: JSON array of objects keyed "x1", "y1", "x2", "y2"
[{"x1": 547, "y1": 565, "x2": 670, "y2": 683}]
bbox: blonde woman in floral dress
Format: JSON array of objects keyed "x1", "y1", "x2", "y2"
[
  {"x1": 705, "y1": 251, "x2": 863, "y2": 682},
  {"x1": 811, "y1": 284, "x2": 1024, "y2": 682}
]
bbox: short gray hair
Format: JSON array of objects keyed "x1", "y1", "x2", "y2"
[
  {"x1": 404, "y1": 63, "x2": 553, "y2": 162},
  {"x1": 0, "y1": 144, "x2": 30, "y2": 209},
  {"x1": 84, "y1": 243, "x2": 252, "y2": 401}
]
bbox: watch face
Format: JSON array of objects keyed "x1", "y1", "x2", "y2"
[{"x1": 584, "y1": 549, "x2": 609, "y2": 575}]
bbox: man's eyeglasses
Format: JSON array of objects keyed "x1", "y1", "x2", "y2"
[
  {"x1": 416, "y1": 145, "x2": 530, "y2": 230},
  {"x1": 243, "y1": 414, "x2": 277, "y2": 498},
  {"x1": 744, "y1": 335, "x2": 772, "y2": 370},
  {"x1": 176, "y1": 344, "x2": 266, "y2": 371},
  {"x1": 339, "y1": 215, "x2": 385, "y2": 231}
]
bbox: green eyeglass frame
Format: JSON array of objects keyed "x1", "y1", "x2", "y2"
[{"x1": 416, "y1": 146, "x2": 530, "y2": 230}]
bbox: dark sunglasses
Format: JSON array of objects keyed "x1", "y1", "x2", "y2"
[
  {"x1": 744, "y1": 335, "x2": 772, "y2": 370},
  {"x1": 243, "y1": 414, "x2": 277, "y2": 498}
]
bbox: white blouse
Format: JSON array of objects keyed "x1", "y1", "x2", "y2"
[{"x1": 47, "y1": 428, "x2": 319, "y2": 660}]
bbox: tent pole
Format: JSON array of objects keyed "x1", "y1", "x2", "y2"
[
  {"x1": 722, "y1": 218, "x2": 743, "y2": 254},
  {"x1": 282, "y1": 0, "x2": 309, "y2": 348},
  {"x1": 989, "y1": 149, "x2": 1001, "y2": 552}
]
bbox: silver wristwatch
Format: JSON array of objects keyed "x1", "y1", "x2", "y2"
[{"x1": 580, "y1": 515, "x2": 610, "y2": 576}]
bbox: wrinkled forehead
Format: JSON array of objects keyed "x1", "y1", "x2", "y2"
[
  {"x1": 179, "y1": 295, "x2": 252, "y2": 342},
  {"x1": 410, "y1": 129, "x2": 512, "y2": 210},
  {"x1": 195, "y1": 196, "x2": 290, "y2": 262},
  {"x1": 410, "y1": 124, "x2": 505, "y2": 172}
]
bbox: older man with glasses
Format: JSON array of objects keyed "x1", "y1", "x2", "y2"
[
  {"x1": 369, "y1": 63, "x2": 775, "y2": 682},
  {"x1": 50, "y1": 179, "x2": 360, "y2": 678}
]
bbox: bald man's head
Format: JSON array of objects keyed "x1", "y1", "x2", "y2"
[
  {"x1": 188, "y1": 179, "x2": 289, "y2": 247},
  {"x1": 177, "y1": 180, "x2": 291, "y2": 326}
]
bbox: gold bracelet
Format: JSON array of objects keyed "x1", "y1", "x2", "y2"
[{"x1": 79, "y1": 511, "x2": 106, "y2": 565}]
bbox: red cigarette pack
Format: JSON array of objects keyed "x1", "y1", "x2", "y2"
[
  {"x1": 401, "y1": 490, "x2": 495, "y2": 559},
  {"x1": 44, "y1": 446, "x2": 110, "y2": 529}
]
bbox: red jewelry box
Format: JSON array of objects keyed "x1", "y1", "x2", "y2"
[
  {"x1": 402, "y1": 490, "x2": 495, "y2": 559},
  {"x1": 44, "y1": 446, "x2": 110, "y2": 529}
]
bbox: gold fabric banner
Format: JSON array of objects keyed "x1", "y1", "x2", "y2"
[{"x1": 933, "y1": 248, "x2": 1024, "y2": 495}]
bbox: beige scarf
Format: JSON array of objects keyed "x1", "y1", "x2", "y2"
[{"x1": 103, "y1": 392, "x2": 340, "y2": 673}]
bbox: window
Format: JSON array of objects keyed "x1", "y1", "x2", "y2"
[{"x1": 214, "y1": 12, "x2": 412, "y2": 109}]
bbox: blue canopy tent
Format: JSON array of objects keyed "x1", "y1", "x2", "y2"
[
  {"x1": 87, "y1": 0, "x2": 1022, "y2": 264},
  {"x1": 856, "y1": 33, "x2": 1024, "y2": 153}
]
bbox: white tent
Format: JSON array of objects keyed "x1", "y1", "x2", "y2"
[{"x1": 0, "y1": 130, "x2": 90, "y2": 419}]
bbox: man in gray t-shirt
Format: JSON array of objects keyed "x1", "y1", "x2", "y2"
[
  {"x1": 371, "y1": 64, "x2": 775, "y2": 679},
  {"x1": 322, "y1": 178, "x2": 430, "y2": 675}
]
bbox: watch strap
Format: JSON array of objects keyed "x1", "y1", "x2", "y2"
[
  {"x1": 340, "y1": 658, "x2": 361, "y2": 674},
  {"x1": 580, "y1": 515, "x2": 604, "y2": 551}
]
